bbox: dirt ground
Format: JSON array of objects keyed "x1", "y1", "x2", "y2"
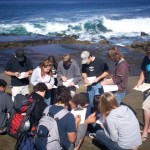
[{"x1": 0, "y1": 75, "x2": 149, "y2": 150}]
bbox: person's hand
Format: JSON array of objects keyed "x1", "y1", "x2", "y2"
[
  {"x1": 93, "y1": 78, "x2": 99, "y2": 83},
  {"x1": 68, "y1": 81, "x2": 74, "y2": 87},
  {"x1": 14, "y1": 72, "x2": 20, "y2": 77},
  {"x1": 23, "y1": 72, "x2": 29, "y2": 78},
  {"x1": 101, "y1": 80, "x2": 106, "y2": 86},
  {"x1": 85, "y1": 112, "x2": 96, "y2": 124},
  {"x1": 61, "y1": 76, "x2": 67, "y2": 82},
  {"x1": 47, "y1": 84, "x2": 53, "y2": 90}
]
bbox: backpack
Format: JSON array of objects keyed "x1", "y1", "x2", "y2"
[
  {"x1": 14, "y1": 131, "x2": 35, "y2": 150},
  {"x1": 7, "y1": 94, "x2": 36, "y2": 139},
  {"x1": 35, "y1": 106, "x2": 69, "y2": 150}
]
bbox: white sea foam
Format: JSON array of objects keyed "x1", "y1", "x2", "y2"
[{"x1": 0, "y1": 16, "x2": 150, "y2": 45}]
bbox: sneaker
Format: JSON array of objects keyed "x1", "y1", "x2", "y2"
[{"x1": 89, "y1": 133, "x2": 96, "y2": 139}]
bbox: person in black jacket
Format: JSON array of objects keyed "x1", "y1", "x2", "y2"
[
  {"x1": 0, "y1": 79, "x2": 13, "y2": 134},
  {"x1": 30, "y1": 82, "x2": 48, "y2": 130}
]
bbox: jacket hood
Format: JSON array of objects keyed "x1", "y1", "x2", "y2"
[{"x1": 109, "y1": 105, "x2": 131, "y2": 119}]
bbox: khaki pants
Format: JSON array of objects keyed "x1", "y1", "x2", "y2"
[{"x1": 12, "y1": 85, "x2": 29, "y2": 101}]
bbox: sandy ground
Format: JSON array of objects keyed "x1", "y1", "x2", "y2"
[{"x1": 0, "y1": 73, "x2": 149, "y2": 150}]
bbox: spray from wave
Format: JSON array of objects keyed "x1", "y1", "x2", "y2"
[{"x1": 0, "y1": 17, "x2": 150, "y2": 45}]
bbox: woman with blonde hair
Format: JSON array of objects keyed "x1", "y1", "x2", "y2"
[
  {"x1": 94, "y1": 92, "x2": 142, "y2": 150},
  {"x1": 31, "y1": 59, "x2": 54, "y2": 105}
]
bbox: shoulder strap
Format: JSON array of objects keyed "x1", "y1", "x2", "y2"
[
  {"x1": 43, "y1": 106, "x2": 69, "y2": 120},
  {"x1": 54, "y1": 109, "x2": 69, "y2": 120},
  {"x1": 43, "y1": 105, "x2": 52, "y2": 115}
]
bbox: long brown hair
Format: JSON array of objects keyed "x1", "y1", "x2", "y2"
[
  {"x1": 98, "y1": 92, "x2": 118, "y2": 117},
  {"x1": 40, "y1": 59, "x2": 53, "y2": 77}
]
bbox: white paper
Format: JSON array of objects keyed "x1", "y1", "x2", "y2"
[
  {"x1": 87, "y1": 76, "x2": 96, "y2": 84},
  {"x1": 53, "y1": 85, "x2": 57, "y2": 89},
  {"x1": 96, "y1": 114, "x2": 103, "y2": 125},
  {"x1": 133, "y1": 83, "x2": 150, "y2": 92},
  {"x1": 103, "y1": 84, "x2": 118, "y2": 92},
  {"x1": 18, "y1": 72, "x2": 25, "y2": 79},
  {"x1": 71, "y1": 108, "x2": 87, "y2": 124},
  {"x1": 63, "y1": 78, "x2": 79, "y2": 89}
]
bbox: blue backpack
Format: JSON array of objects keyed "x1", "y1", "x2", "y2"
[{"x1": 14, "y1": 131, "x2": 35, "y2": 150}]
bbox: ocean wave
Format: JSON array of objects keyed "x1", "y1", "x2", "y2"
[{"x1": 0, "y1": 17, "x2": 150, "y2": 44}]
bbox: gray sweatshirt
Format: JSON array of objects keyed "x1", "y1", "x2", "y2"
[
  {"x1": 0, "y1": 91, "x2": 13, "y2": 130},
  {"x1": 104, "y1": 105, "x2": 142, "y2": 149},
  {"x1": 57, "y1": 59, "x2": 81, "y2": 85}
]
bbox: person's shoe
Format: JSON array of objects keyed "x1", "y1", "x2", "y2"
[{"x1": 89, "y1": 133, "x2": 96, "y2": 139}]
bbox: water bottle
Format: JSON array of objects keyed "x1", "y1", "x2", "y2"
[{"x1": 24, "y1": 120, "x2": 30, "y2": 130}]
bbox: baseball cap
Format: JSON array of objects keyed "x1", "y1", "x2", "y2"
[
  {"x1": 15, "y1": 49, "x2": 25, "y2": 61},
  {"x1": 81, "y1": 51, "x2": 90, "y2": 64}
]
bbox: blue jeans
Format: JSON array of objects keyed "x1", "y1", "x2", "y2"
[
  {"x1": 95, "y1": 130, "x2": 126, "y2": 150},
  {"x1": 87, "y1": 83, "x2": 103, "y2": 107},
  {"x1": 113, "y1": 91, "x2": 126, "y2": 105},
  {"x1": 44, "y1": 89, "x2": 51, "y2": 105}
]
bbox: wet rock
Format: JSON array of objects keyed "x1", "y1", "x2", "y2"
[
  {"x1": 99, "y1": 39, "x2": 109, "y2": 45},
  {"x1": 141, "y1": 32, "x2": 149, "y2": 36}
]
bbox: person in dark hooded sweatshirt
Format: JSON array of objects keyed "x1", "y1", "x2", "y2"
[{"x1": 30, "y1": 82, "x2": 48, "y2": 130}]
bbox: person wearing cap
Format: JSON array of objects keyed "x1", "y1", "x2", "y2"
[
  {"x1": 5, "y1": 48, "x2": 33, "y2": 101},
  {"x1": 57, "y1": 54, "x2": 81, "y2": 97},
  {"x1": 0, "y1": 79, "x2": 13, "y2": 134},
  {"x1": 81, "y1": 51, "x2": 109, "y2": 108}
]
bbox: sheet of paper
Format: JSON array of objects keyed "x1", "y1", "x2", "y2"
[
  {"x1": 103, "y1": 84, "x2": 118, "y2": 92},
  {"x1": 87, "y1": 76, "x2": 96, "y2": 84},
  {"x1": 71, "y1": 108, "x2": 87, "y2": 124},
  {"x1": 18, "y1": 72, "x2": 25, "y2": 79},
  {"x1": 96, "y1": 114, "x2": 103, "y2": 125},
  {"x1": 84, "y1": 76, "x2": 96, "y2": 86},
  {"x1": 133, "y1": 83, "x2": 150, "y2": 92},
  {"x1": 63, "y1": 78, "x2": 79, "y2": 89}
]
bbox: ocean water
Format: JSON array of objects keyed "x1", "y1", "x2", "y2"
[{"x1": 0, "y1": 0, "x2": 150, "y2": 45}]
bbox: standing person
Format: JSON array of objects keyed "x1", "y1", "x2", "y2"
[
  {"x1": 57, "y1": 54, "x2": 81, "y2": 97},
  {"x1": 5, "y1": 49, "x2": 33, "y2": 101},
  {"x1": 81, "y1": 51, "x2": 109, "y2": 108},
  {"x1": 30, "y1": 59, "x2": 54, "y2": 105},
  {"x1": 47, "y1": 55, "x2": 58, "y2": 104},
  {"x1": 135, "y1": 44, "x2": 150, "y2": 99},
  {"x1": 101, "y1": 47, "x2": 130, "y2": 105},
  {"x1": 0, "y1": 79, "x2": 13, "y2": 134},
  {"x1": 94, "y1": 92, "x2": 142, "y2": 150}
]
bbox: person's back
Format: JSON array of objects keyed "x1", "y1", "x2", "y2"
[
  {"x1": 106, "y1": 105, "x2": 141, "y2": 149},
  {"x1": 0, "y1": 79, "x2": 13, "y2": 133},
  {"x1": 48, "y1": 105, "x2": 76, "y2": 149},
  {"x1": 29, "y1": 83, "x2": 48, "y2": 129}
]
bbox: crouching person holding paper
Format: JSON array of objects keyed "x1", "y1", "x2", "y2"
[
  {"x1": 94, "y1": 92, "x2": 142, "y2": 150},
  {"x1": 101, "y1": 47, "x2": 130, "y2": 105},
  {"x1": 57, "y1": 54, "x2": 81, "y2": 97}
]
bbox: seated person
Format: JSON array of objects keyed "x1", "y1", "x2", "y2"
[
  {"x1": 69, "y1": 92, "x2": 91, "y2": 118},
  {"x1": 94, "y1": 92, "x2": 142, "y2": 150},
  {"x1": 30, "y1": 82, "x2": 48, "y2": 131},
  {"x1": 141, "y1": 95, "x2": 150, "y2": 141},
  {"x1": 48, "y1": 86, "x2": 96, "y2": 150},
  {"x1": 0, "y1": 79, "x2": 13, "y2": 133}
]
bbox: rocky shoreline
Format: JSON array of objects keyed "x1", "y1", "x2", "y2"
[{"x1": 0, "y1": 35, "x2": 150, "y2": 52}]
